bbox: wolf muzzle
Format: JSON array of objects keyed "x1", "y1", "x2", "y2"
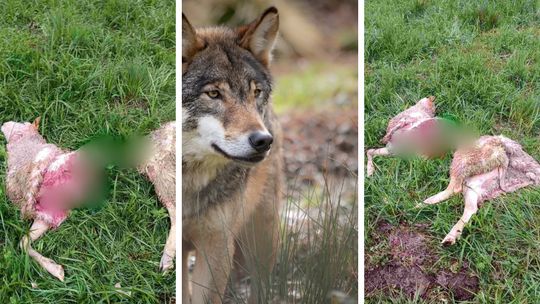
[{"x1": 248, "y1": 131, "x2": 273, "y2": 153}]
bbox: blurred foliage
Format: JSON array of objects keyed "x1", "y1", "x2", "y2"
[
  {"x1": 183, "y1": 0, "x2": 357, "y2": 58},
  {"x1": 273, "y1": 61, "x2": 357, "y2": 112}
]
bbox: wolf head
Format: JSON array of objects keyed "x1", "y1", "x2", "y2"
[
  {"x1": 182, "y1": 8, "x2": 279, "y2": 165},
  {"x1": 1, "y1": 118, "x2": 40, "y2": 143}
]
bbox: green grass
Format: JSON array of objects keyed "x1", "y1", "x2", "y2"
[
  {"x1": 275, "y1": 177, "x2": 357, "y2": 303},
  {"x1": 225, "y1": 175, "x2": 358, "y2": 303},
  {"x1": 366, "y1": 0, "x2": 540, "y2": 302},
  {"x1": 272, "y1": 61, "x2": 358, "y2": 113},
  {"x1": 0, "y1": 0, "x2": 174, "y2": 302}
]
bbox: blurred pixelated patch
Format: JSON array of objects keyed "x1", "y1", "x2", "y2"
[
  {"x1": 391, "y1": 117, "x2": 474, "y2": 159},
  {"x1": 74, "y1": 134, "x2": 149, "y2": 212}
]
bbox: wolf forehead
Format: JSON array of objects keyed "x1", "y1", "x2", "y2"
[{"x1": 182, "y1": 28, "x2": 273, "y2": 96}]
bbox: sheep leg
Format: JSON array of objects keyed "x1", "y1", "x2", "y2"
[
  {"x1": 422, "y1": 176, "x2": 461, "y2": 206},
  {"x1": 367, "y1": 148, "x2": 391, "y2": 177},
  {"x1": 498, "y1": 159, "x2": 510, "y2": 192},
  {"x1": 20, "y1": 219, "x2": 65, "y2": 281},
  {"x1": 160, "y1": 204, "x2": 176, "y2": 272},
  {"x1": 442, "y1": 189, "x2": 479, "y2": 245}
]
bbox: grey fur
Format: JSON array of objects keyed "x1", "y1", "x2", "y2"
[
  {"x1": 182, "y1": 30, "x2": 273, "y2": 132},
  {"x1": 182, "y1": 28, "x2": 279, "y2": 214},
  {"x1": 183, "y1": 164, "x2": 248, "y2": 218},
  {"x1": 182, "y1": 8, "x2": 284, "y2": 303}
]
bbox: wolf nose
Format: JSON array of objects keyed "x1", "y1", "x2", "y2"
[{"x1": 248, "y1": 132, "x2": 273, "y2": 152}]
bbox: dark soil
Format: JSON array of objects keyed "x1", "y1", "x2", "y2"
[
  {"x1": 436, "y1": 271, "x2": 481, "y2": 301},
  {"x1": 280, "y1": 107, "x2": 358, "y2": 193},
  {"x1": 365, "y1": 221, "x2": 479, "y2": 301}
]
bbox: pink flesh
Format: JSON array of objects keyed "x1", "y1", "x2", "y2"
[
  {"x1": 464, "y1": 170, "x2": 501, "y2": 203},
  {"x1": 465, "y1": 150, "x2": 539, "y2": 203},
  {"x1": 383, "y1": 100, "x2": 435, "y2": 144},
  {"x1": 390, "y1": 118, "x2": 447, "y2": 157},
  {"x1": 35, "y1": 153, "x2": 80, "y2": 228}
]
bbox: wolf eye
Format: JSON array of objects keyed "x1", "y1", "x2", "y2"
[
  {"x1": 254, "y1": 88, "x2": 262, "y2": 98},
  {"x1": 206, "y1": 90, "x2": 221, "y2": 99}
]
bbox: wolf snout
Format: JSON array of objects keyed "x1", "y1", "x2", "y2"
[{"x1": 248, "y1": 131, "x2": 273, "y2": 153}]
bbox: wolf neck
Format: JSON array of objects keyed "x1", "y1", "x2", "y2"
[
  {"x1": 183, "y1": 156, "x2": 228, "y2": 190},
  {"x1": 182, "y1": 158, "x2": 250, "y2": 217}
]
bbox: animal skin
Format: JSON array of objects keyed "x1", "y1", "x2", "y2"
[
  {"x1": 182, "y1": 7, "x2": 283, "y2": 304},
  {"x1": 367, "y1": 96, "x2": 450, "y2": 176},
  {"x1": 2, "y1": 118, "x2": 96, "y2": 281},
  {"x1": 421, "y1": 135, "x2": 540, "y2": 244},
  {"x1": 423, "y1": 135, "x2": 511, "y2": 206},
  {"x1": 2, "y1": 118, "x2": 176, "y2": 280},
  {"x1": 137, "y1": 121, "x2": 176, "y2": 271}
]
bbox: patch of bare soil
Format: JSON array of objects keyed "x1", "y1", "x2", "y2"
[
  {"x1": 365, "y1": 222, "x2": 479, "y2": 301},
  {"x1": 280, "y1": 107, "x2": 358, "y2": 196}
]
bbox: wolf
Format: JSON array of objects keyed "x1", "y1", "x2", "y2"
[{"x1": 182, "y1": 7, "x2": 284, "y2": 304}]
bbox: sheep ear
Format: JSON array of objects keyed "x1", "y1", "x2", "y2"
[
  {"x1": 238, "y1": 7, "x2": 279, "y2": 67},
  {"x1": 182, "y1": 13, "x2": 203, "y2": 69},
  {"x1": 32, "y1": 117, "x2": 41, "y2": 130}
]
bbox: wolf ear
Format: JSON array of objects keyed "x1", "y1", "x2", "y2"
[
  {"x1": 238, "y1": 7, "x2": 279, "y2": 67},
  {"x1": 32, "y1": 117, "x2": 41, "y2": 130},
  {"x1": 183, "y1": 13, "x2": 202, "y2": 68}
]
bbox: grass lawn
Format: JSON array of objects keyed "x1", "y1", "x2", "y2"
[
  {"x1": 365, "y1": 0, "x2": 540, "y2": 302},
  {"x1": 0, "y1": 0, "x2": 175, "y2": 302}
]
